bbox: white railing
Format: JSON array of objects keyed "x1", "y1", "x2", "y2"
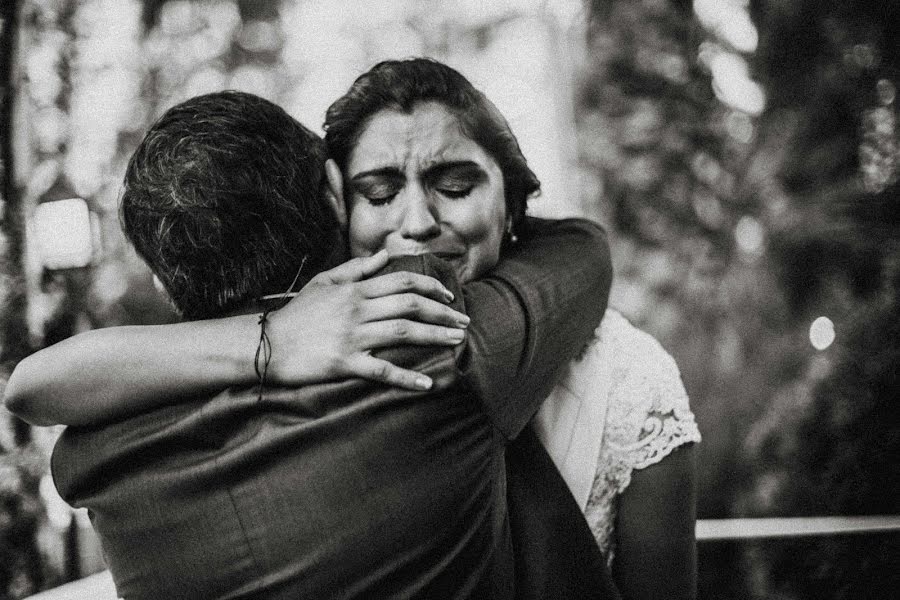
[
  {"x1": 696, "y1": 515, "x2": 900, "y2": 541},
  {"x1": 27, "y1": 516, "x2": 900, "y2": 600}
]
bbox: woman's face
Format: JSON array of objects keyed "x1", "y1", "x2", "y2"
[{"x1": 345, "y1": 101, "x2": 507, "y2": 283}]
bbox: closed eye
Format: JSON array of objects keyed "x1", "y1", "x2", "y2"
[
  {"x1": 365, "y1": 189, "x2": 399, "y2": 205},
  {"x1": 427, "y1": 162, "x2": 485, "y2": 200},
  {"x1": 436, "y1": 186, "x2": 474, "y2": 199},
  {"x1": 351, "y1": 176, "x2": 402, "y2": 206}
]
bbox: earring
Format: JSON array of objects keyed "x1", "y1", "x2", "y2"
[{"x1": 506, "y1": 219, "x2": 518, "y2": 244}]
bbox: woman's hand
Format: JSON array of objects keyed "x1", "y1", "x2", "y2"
[{"x1": 266, "y1": 250, "x2": 470, "y2": 391}]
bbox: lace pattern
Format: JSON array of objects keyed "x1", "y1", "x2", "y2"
[{"x1": 581, "y1": 310, "x2": 701, "y2": 562}]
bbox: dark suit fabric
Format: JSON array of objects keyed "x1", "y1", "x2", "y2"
[
  {"x1": 507, "y1": 426, "x2": 621, "y2": 600},
  {"x1": 52, "y1": 218, "x2": 612, "y2": 599}
]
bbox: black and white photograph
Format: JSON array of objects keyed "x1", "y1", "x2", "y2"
[{"x1": 0, "y1": 1, "x2": 897, "y2": 598}]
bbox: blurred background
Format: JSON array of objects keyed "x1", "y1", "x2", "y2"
[{"x1": 0, "y1": 0, "x2": 897, "y2": 598}]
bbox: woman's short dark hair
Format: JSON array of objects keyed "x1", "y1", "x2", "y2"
[
  {"x1": 324, "y1": 58, "x2": 540, "y2": 234},
  {"x1": 121, "y1": 91, "x2": 339, "y2": 319}
]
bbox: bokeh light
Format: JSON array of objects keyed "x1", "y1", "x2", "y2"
[
  {"x1": 694, "y1": 0, "x2": 758, "y2": 53},
  {"x1": 735, "y1": 215, "x2": 765, "y2": 258},
  {"x1": 32, "y1": 198, "x2": 93, "y2": 269},
  {"x1": 809, "y1": 316, "x2": 836, "y2": 351},
  {"x1": 709, "y1": 51, "x2": 766, "y2": 115}
]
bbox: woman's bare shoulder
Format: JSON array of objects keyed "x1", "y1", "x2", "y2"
[{"x1": 595, "y1": 309, "x2": 680, "y2": 375}]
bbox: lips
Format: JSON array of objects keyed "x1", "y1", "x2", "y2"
[{"x1": 387, "y1": 246, "x2": 464, "y2": 260}]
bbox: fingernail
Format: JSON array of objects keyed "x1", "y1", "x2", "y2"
[
  {"x1": 415, "y1": 376, "x2": 433, "y2": 390},
  {"x1": 447, "y1": 329, "x2": 465, "y2": 341},
  {"x1": 444, "y1": 289, "x2": 455, "y2": 302},
  {"x1": 456, "y1": 315, "x2": 470, "y2": 327}
]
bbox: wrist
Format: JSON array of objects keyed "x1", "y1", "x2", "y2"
[
  {"x1": 256, "y1": 307, "x2": 293, "y2": 386},
  {"x1": 253, "y1": 310, "x2": 274, "y2": 395},
  {"x1": 203, "y1": 315, "x2": 263, "y2": 385}
]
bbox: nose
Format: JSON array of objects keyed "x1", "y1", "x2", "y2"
[{"x1": 399, "y1": 186, "x2": 440, "y2": 241}]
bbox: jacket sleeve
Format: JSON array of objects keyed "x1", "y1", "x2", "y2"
[
  {"x1": 374, "y1": 217, "x2": 612, "y2": 441},
  {"x1": 458, "y1": 217, "x2": 611, "y2": 440}
]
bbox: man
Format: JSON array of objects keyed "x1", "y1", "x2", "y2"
[{"x1": 46, "y1": 91, "x2": 614, "y2": 598}]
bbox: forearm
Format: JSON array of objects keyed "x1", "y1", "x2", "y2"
[
  {"x1": 4, "y1": 252, "x2": 468, "y2": 427},
  {"x1": 3, "y1": 317, "x2": 259, "y2": 426}
]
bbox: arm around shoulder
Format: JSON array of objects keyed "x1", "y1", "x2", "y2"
[
  {"x1": 3, "y1": 252, "x2": 471, "y2": 427},
  {"x1": 460, "y1": 217, "x2": 613, "y2": 439},
  {"x1": 3, "y1": 319, "x2": 260, "y2": 426}
]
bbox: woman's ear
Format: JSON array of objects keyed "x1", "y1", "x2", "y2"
[{"x1": 324, "y1": 159, "x2": 347, "y2": 228}]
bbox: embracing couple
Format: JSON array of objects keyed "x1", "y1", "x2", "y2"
[{"x1": 5, "y1": 58, "x2": 700, "y2": 599}]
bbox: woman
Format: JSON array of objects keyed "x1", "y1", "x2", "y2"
[
  {"x1": 325, "y1": 59, "x2": 700, "y2": 598},
  {"x1": 6, "y1": 59, "x2": 699, "y2": 598}
]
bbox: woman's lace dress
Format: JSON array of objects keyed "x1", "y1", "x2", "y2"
[{"x1": 551, "y1": 309, "x2": 702, "y2": 563}]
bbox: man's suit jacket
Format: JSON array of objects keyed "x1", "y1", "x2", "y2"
[{"x1": 52, "y1": 218, "x2": 612, "y2": 600}]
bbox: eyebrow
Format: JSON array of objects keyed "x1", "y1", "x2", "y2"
[
  {"x1": 350, "y1": 161, "x2": 487, "y2": 182},
  {"x1": 350, "y1": 167, "x2": 404, "y2": 182},
  {"x1": 424, "y1": 161, "x2": 487, "y2": 182}
]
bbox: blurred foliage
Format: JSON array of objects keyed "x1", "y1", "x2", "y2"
[
  {"x1": 741, "y1": 2, "x2": 900, "y2": 597},
  {"x1": 0, "y1": 445, "x2": 46, "y2": 599},
  {"x1": 578, "y1": 0, "x2": 898, "y2": 598},
  {"x1": 1, "y1": 1, "x2": 48, "y2": 598},
  {"x1": 742, "y1": 288, "x2": 900, "y2": 599}
]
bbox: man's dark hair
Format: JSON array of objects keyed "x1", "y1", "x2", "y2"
[
  {"x1": 324, "y1": 58, "x2": 540, "y2": 237},
  {"x1": 121, "y1": 91, "x2": 340, "y2": 319}
]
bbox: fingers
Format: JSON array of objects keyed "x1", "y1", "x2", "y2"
[
  {"x1": 359, "y1": 271, "x2": 455, "y2": 303},
  {"x1": 356, "y1": 319, "x2": 466, "y2": 349},
  {"x1": 348, "y1": 356, "x2": 434, "y2": 391},
  {"x1": 314, "y1": 258, "x2": 455, "y2": 307},
  {"x1": 317, "y1": 249, "x2": 390, "y2": 284},
  {"x1": 361, "y1": 294, "x2": 470, "y2": 328}
]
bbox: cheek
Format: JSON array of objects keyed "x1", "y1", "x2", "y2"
[
  {"x1": 451, "y1": 190, "x2": 506, "y2": 276},
  {"x1": 460, "y1": 179, "x2": 506, "y2": 234},
  {"x1": 482, "y1": 188, "x2": 508, "y2": 249},
  {"x1": 446, "y1": 198, "x2": 501, "y2": 242},
  {"x1": 348, "y1": 203, "x2": 390, "y2": 257}
]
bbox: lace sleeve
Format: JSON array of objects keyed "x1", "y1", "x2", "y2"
[
  {"x1": 584, "y1": 310, "x2": 701, "y2": 557},
  {"x1": 603, "y1": 315, "x2": 700, "y2": 493}
]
